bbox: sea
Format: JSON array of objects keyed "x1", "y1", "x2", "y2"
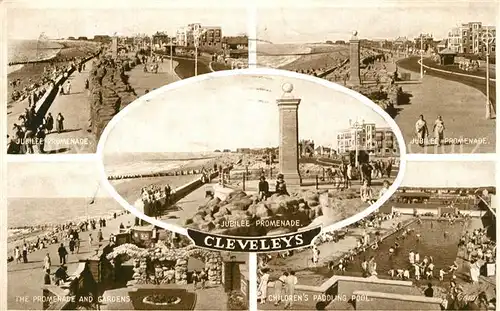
[
  {"x1": 7, "y1": 197, "x2": 124, "y2": 229},
  {"x1": 104, "y1": 152, "x2": 220, "y2": 176},
  {"x1": 8, "y1": 39, "x2": 62, "y2": 67}
]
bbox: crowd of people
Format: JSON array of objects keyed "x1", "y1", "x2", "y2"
[
  {"x1": 460, "y1": 228, "x2": 496, "y2": 279},
  {"x1": 458, "y1": 59, "x2": 481, "y2": 72},
  {"x1": 8, "y1": 212, "x2": 125, "y2": 262},
  {"x1": 140, "y1": 165, "x2": 219, "y2": 214},
  {"x1": 7, "y1": 106, "x2": 66, "y2": 154},
  {"x1": 325, "y1": 158, "x2": 395, "y2": 189},
  {"x1": 9, "y1": 211, "x2": 127, "y2": 290},
  {"x1": 7, "y1": 45, "x2": 100, "y2": 154},
  {"x1": 141, "y1": 184, "x2": 173, "y2": 217},
  {"x1": 9, "y1": 55, "x2": 90, "y2": 103}
]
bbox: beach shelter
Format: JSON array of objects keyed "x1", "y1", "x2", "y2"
[{"x1": 438, "y1": 48, "x2": 457, "y2": 66}]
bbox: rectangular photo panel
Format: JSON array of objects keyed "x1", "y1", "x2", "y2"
[
  {"x1": 256, "y1": 161, "x2": 496, "y2": 310},
  {"x1": 6, "y1": 161, "x2": 249, "y2": 310},
  {"x1": 256, "y1": 1, "x2": 496, "y2": 154},
  {"x1": 6, "y1": 2, "x2": 249, "y2": 155}
]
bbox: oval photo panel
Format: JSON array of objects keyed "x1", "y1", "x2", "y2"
[{"x1": 97, "y1": 69, "x2": 407, "y2": 252}]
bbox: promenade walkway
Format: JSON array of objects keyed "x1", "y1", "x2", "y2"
[
  {"x1": 43, "y1": 60, "x2": 96, "y2": 154},
  {"x1": 127, "y1": 60, "x2": 180, "y2": 97},
  {"x1": 7, "y1": 210, "x2": 136, "y2": 310},
  {"x1": 392, "y1": 57, "x2": 495, "y2": 154},
  {"x1": 159, "y1": 181, "x2": 220, "y2": 227}
]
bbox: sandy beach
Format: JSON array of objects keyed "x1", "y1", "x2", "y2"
[
  {"x1": 257, "y1": 43, "x2": 312, "y2": 68},
  {"x1": 7, "y1": 64, "x2": 24, "y2": 74}
]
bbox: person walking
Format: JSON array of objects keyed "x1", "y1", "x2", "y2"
[
  {"x1": 258, "y1": 269, "x2": 270, "y2": 304},
  {"x1": 43, "y1": 253, "x2": 51, "y2": 271},
  {"x1": 56, "y1": 113, "x2": 64, "y2": 133},
  {"x1": 192, "y1": 270, "x2": 198, "y2": 290},
  {"x1": 273, "y1": 272, "x2": 288, "y2": 306},
  {"x1": 199, "y1": 269, "x2": 207, "y2": 289},
  {"x1": 284, "y1": 271, "x2": 298, "y2": 309},
  {"x1": 433, "y1": 115, "x2": 445, "y2": 147},
  {"x1": 69, "y1": 239, "x2": 75, "y2": 254},
  {"x1": 97, "y1": 229, "x2": 103, "y2": 243},
  {"x1": 88, "y1": 234, "x2": 94, "y2": 251},
  {"x1": 22, "y1": 244, "x2": 28, "y2": 263},
  {"x1": 45, "y1": 113, "x2": 54, "y2": 133},
  {"x1": 57, "y1": 243, "x2": 68, "y2": 265},
  {"x1": 75, "y1": 238, "x2": 80, "y2": 254},
  {"x1": 65, "y1": 81, "x2": 71, "y2": 95},
  {"x1": 415, "y1": 115, "x2": 429, "y2": 147},
  {"x1": 14, "y1": 246, "x2": 21, "y2": 264},
  {"x1": 44, "y1": 269, "x2": 52, "y2": 285}
]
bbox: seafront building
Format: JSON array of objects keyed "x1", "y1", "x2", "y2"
[
  {"x1": 336, "y1": 120, "x2": 399, "y2": 157},
  {"x1": 447, "y1": 22, "x2": 496, "y2": 54}
]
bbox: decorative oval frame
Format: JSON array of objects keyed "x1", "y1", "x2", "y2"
[{"x1": 96, "y1": 68, "x2": 408, "y2": 239}]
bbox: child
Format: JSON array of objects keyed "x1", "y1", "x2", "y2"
[
  {"x1": 414, "y1": 264, "x2": 421, "y2": 280},
  {"x1": 396, "y1": 269, "x2": 404, "y2": 279},
  {"x1": 439, "y1": 268, "x2": 447, "y2": 281},
  {"x1": 403, "y1": 269, "x2": 410, "y2": 280},
  {"x1": 378, "y1": 180, "x2": 390, "y2": 199}
]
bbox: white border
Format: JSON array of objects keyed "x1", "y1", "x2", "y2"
[{"x1": 95, "y1": 68, "x2": 408, "y2": 239}]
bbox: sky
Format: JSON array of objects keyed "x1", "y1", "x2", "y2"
[
  {"x1": 7, "y1": 161, "x2": 110, "y2": 198},
  {"x1": 102, "y1": 73, "x2": 391, "y2": 154},
  {"x1": 257, "y1": 1, "x2": 498, "y2": 43},
  {"x1": 401, "y1": 161, "x2": 496, "y2": 188},
  {"x1": 7, "y1": 6, "x2": 248, "y2": 40}
]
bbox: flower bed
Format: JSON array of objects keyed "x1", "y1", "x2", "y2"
[
  {"x1": 142, "y1": 294, "x2": 181, "y2": 305},
  {"x1": 129, "y1": 289, "x2": 196, "y2": 310}
]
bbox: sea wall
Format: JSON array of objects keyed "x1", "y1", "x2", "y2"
[{"x1": 142, "y1": 168, "x2": 227, "y2": 218}]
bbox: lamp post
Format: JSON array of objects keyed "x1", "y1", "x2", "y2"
[
  {"x1": 169, "y1": 37, "x2": 174, "y2": 72},
  {"x1": 482, "y1": 29, "x2": 494, "y2": 119},
  {"x1": 193, "y1": 28, "x2": 207, "y2": 76},
  {"x1": 150, "y1": 35, "x2": 153, "y2": 58},
  {"x1": 352, "y1": 120, "x2": 364, "y2": 168},
  {"x1": 420, "y1": 33, "x2": 424, "y2": 80}
]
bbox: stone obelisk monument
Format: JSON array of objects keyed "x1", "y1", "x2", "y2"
[
  {"x1": 348, "y1": 30, "x2": 361, "y2": 86},
  {"x1": 111, "y1": 37, "x2": 118, "y2": 59},
  {"x1": 277, "y1": 83, "x2": 302, "y2": 186}
]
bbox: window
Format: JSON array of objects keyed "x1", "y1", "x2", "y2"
[
  {"x1": 385, "y1": 148, "x2": 390, "y2": 153},
  {"x1": 492, "y1": 46, "x2": 496, "y2": 52}
]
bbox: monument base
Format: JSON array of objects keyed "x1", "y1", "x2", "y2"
[
  {"x1": 282, "y1": 172, "x2": 302, "y2": 187},
  {"x1": 347, "y1": 78, "x2": 361, "y2": 86}
]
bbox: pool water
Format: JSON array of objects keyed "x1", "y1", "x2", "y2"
[{"x1": 310, "y1": 220, "x2": 466, "y2": 283}]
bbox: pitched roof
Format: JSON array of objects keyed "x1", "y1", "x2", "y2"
[
  {"x1": 437, "y1": 39, "x2": 448, "y2": 46},
  {"x1": 439, "y1": 47, "x2": 457, "y2": 55}
]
